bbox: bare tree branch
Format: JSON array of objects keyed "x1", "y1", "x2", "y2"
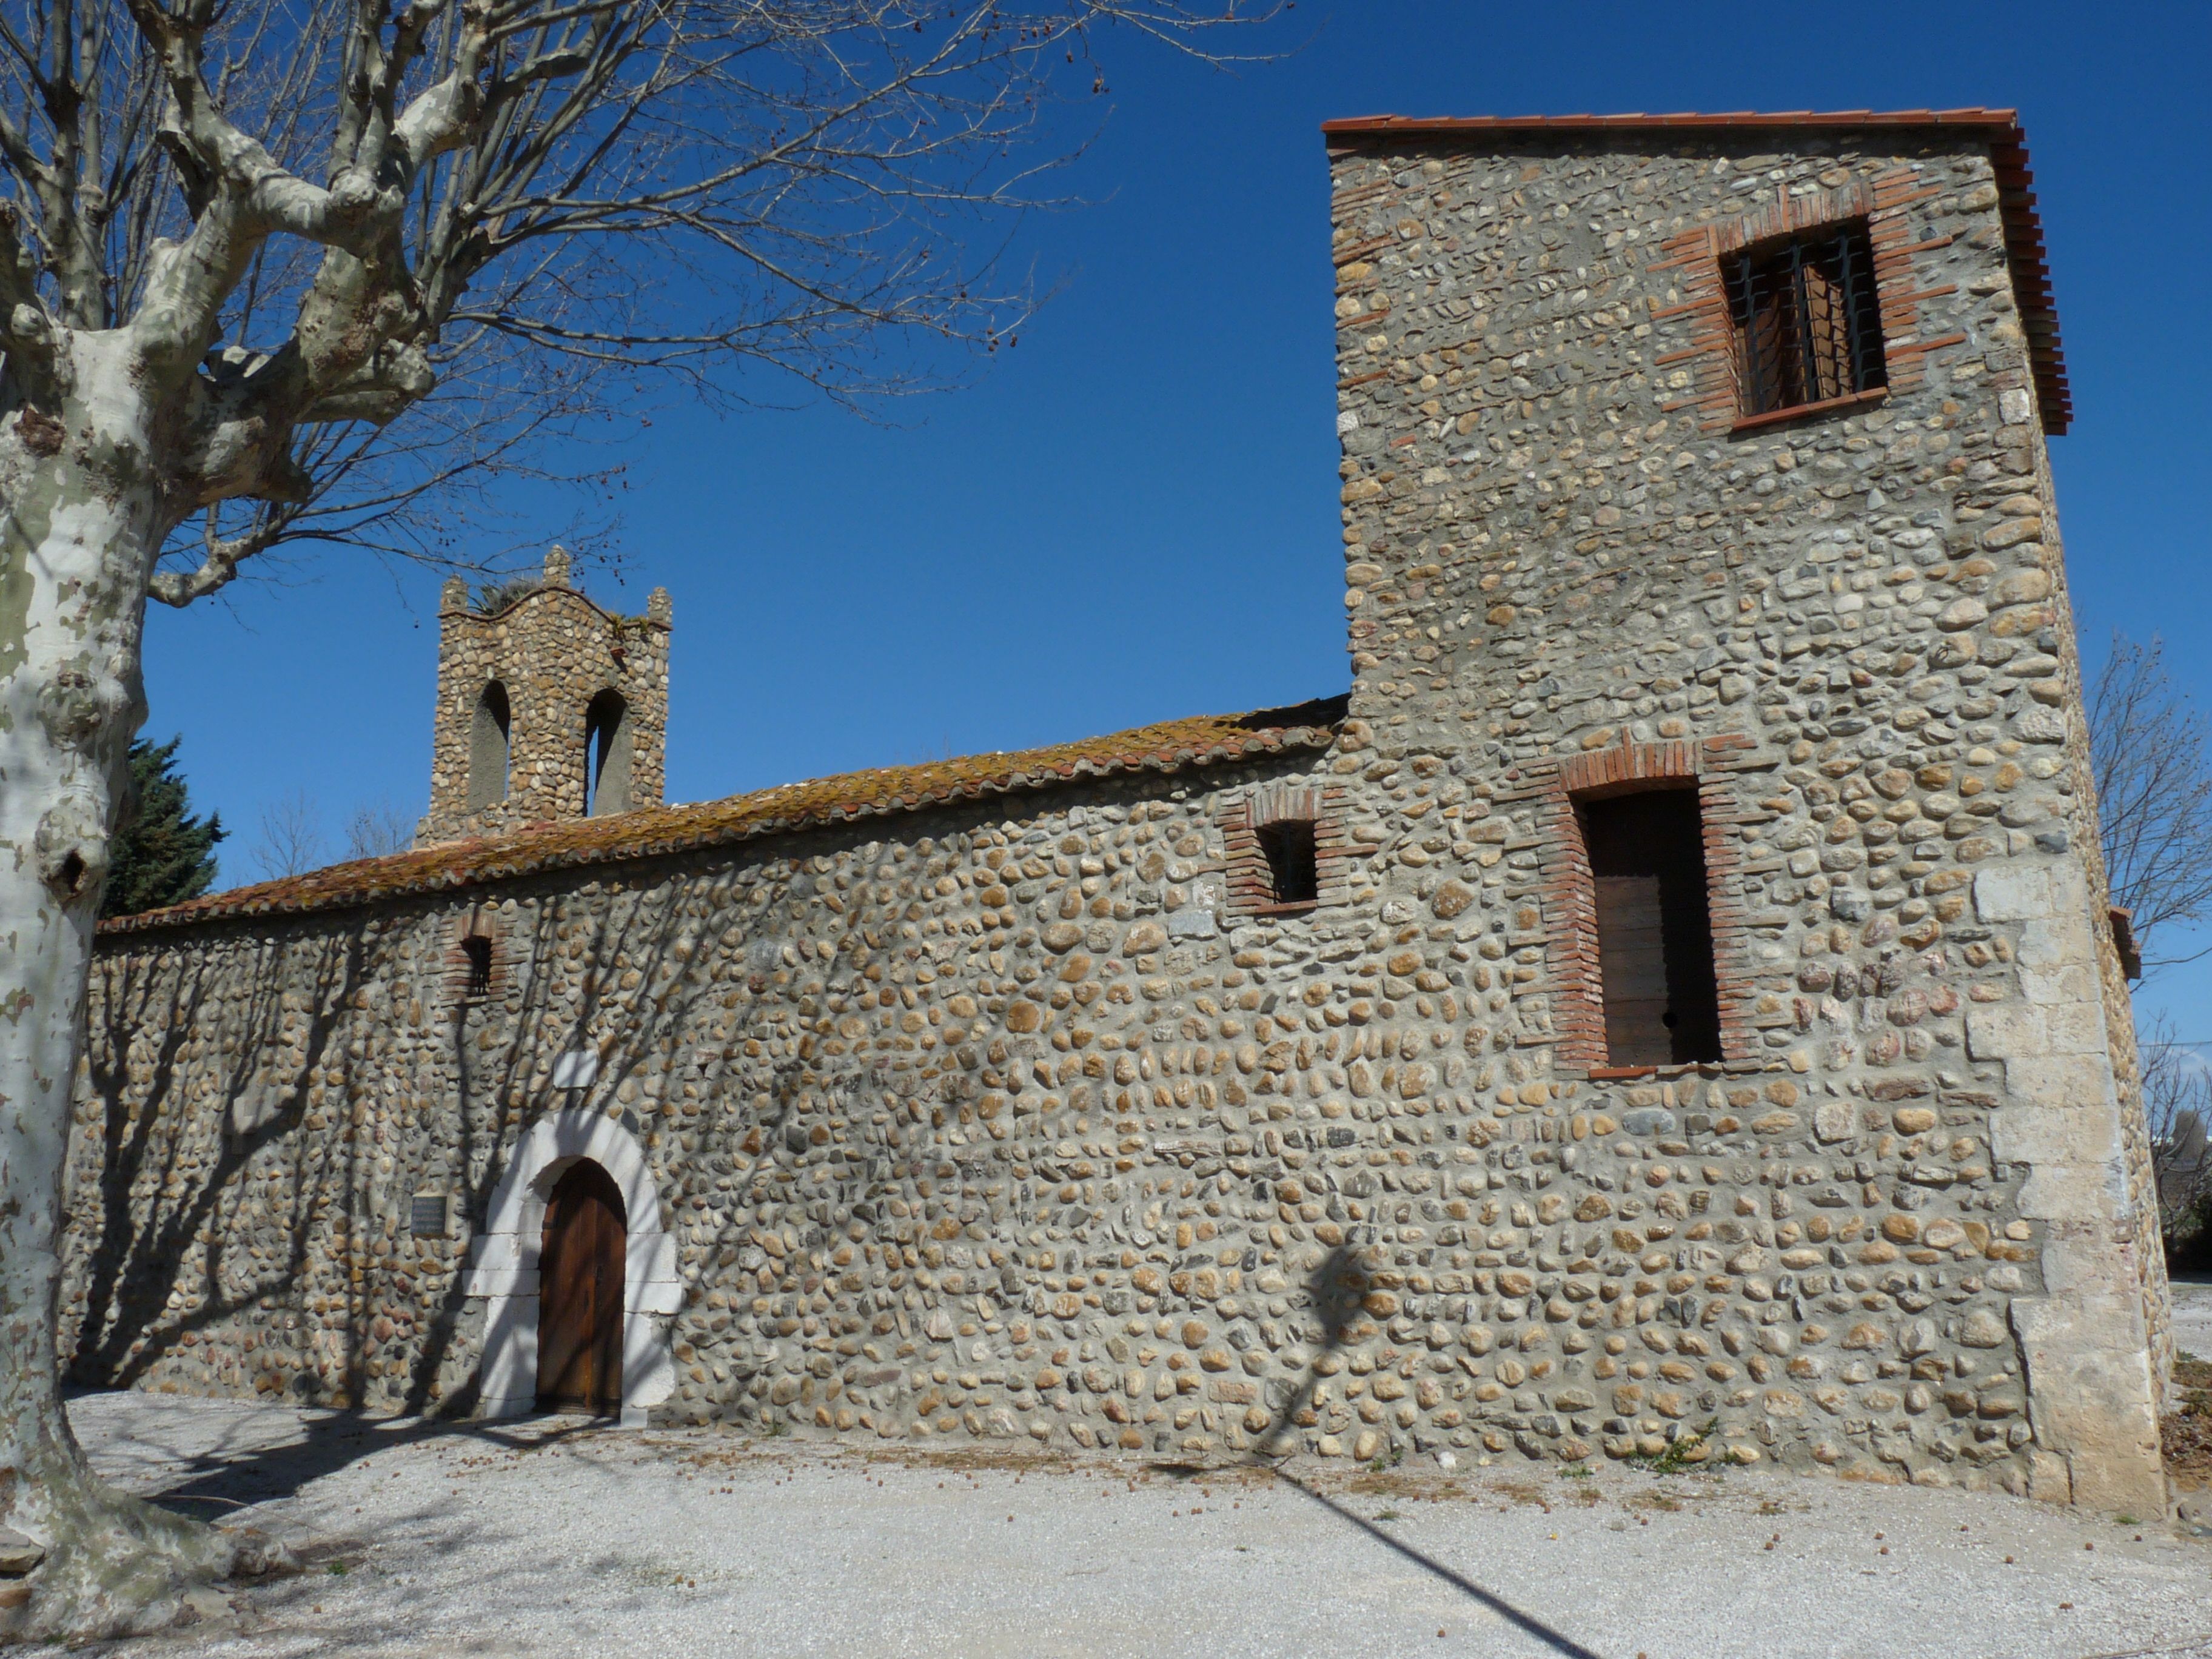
[
  {"x1": 343, "y1": 797, "x2": 414, "y2": 859},
  {"x1": 243, "y1": 788, "x2": 326, "y2": 881},
  {"x1": 2087, "y1": 632, "x2": 2212, "y2": 974},
  {"x1": 2140, "y1": 1013, "x2": 2212, "y2": 1256},
  {"x1": 0, "y1": 0, "x2": 1278, "y2": 591}
]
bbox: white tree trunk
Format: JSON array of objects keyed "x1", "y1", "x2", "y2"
[{"x1": 0, "y1": 332, "x2": 253, "y2": 1640}]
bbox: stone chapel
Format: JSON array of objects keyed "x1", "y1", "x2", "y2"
[{"x1": 65, "y1": 109, "x2": 2172, "y2": 1512}]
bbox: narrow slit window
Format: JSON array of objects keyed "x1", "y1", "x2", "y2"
[
  {"x1": 467, "y1": 680, "x2": 511, "y2": 811},
  {"x1": 1726, "y1": 221, "x2": 1887, "y2": 418},
  {"x1": 1578, "y1": 789, "x2": 1721, "y2": 1067},
  {"x1": 1257, "y1": 819, "x2": 1318, "y2": 907},
  {"x1": 584, "y1": 688, "x2": 631, "y2": 817},
  {"x1": 460, "y1": 934, "x2": 494, "y2": 999}
]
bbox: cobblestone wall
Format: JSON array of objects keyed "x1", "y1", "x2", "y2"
[{"x1": 64, "y1": 122, "x2": 2167, "y2": 1513}]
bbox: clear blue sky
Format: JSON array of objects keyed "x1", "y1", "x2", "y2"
[{"x1": 144, "y1": 0, "x2": 2212, "y2": 1033}]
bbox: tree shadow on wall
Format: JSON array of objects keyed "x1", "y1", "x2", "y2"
[
  {"x1": 1238, "y1": 1245, "x2": 1604, "y2": 1659},
  {"x1": 72, "y1": 848, "x2": 796, "y2": 1433},
  {"x1": 70, "y1": 934, "x2": 375, "y2": 1401},
  {"x1": 410, "y1": 837, "x2": 1013, "y2": 1433},
  {"x1": 390, "y1": 878, "x2": 719, "y2": 1419},
  {"x1": 422, "y1": 786, "x2": 1344, "y2": 1437},
  {"x1": 84, "y1": 874, "x2": 765, "y2": 1428},
  {"x1": 388, "y1": 870, "x2": 830, "y2": 1421}
]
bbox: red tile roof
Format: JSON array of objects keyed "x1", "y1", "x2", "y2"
[
  {"x1": 1320, "y1": 108, "x2": 2068, "y2": 435},
  {"x1": 100, "y1": 697, "x2": 1346, "y2": 935}
]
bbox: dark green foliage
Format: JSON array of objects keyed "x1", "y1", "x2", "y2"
[{"x1": 102, "y1": 737, "x2": 225, "y2": 918}]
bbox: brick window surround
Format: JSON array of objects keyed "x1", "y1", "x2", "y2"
[
  {"x1": 1652, "y1": 174, "x2": 1968, "y2": 434},
  {"x1": 1725, "y1": 220, "x2": 1886, "y2": 417},
  {"x1": 444, "y1": 908, "x2": 506, "y2": 1005},
  {"x1": 1219, "y1": 781, "x2": 1350, "y2": 919},
  {"x1": 1531, "y1": 738, "x2": 1757, "y2": 1074}
]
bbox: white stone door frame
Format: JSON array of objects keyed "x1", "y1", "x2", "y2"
[{"x1": 462, "y1": 1105, "x2": 680, "y2": 1426}]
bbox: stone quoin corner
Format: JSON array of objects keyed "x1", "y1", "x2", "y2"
[{"x1": 66, "y1": 110, "x2": 2170, "y2": 1514}]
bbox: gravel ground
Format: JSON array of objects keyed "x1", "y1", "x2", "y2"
[
  {"x1": 28, "y1": 1389, "x2": 2212, "y2": 1659},
  {"x1": 2171, "y1": 1276, "x2": 2212, "y2": 1361}
]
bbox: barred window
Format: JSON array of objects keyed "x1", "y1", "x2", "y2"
[
  {"x1": 461, "y1": 934, "x2": 494, "y2": 999},
  {"x1": 1726, "y1": 221, "x2": 1887, "y2": 418},
  {"x1": 444, "y1": 911, "x2": 503, "y2": 1005}
]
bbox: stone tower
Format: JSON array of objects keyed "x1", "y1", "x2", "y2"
[
  {"x1": 1322, "y1": 110, "x2": 2166, "y2": 1512},
  {"x1": 418, "y1": 546, "x2": 671, "y2": 844}
]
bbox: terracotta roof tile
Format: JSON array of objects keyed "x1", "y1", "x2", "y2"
[
  {"x1": 1319, "y1": 108, "x2": 2069, "y2": 435},
  {"x1": 1319, "y1": 109, "x2": 2025, "y2": 135},
  {"x1": 102, "y1": 695, "x2": 1347, "y2": 935}
]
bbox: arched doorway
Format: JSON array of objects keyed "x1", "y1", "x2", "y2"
[
  {"x1": 463, "y1": 1107, "x2": 679, "y2": 1423},
  {"x1": 536, "y1": 1160, "x2": 626, "y2": 1413}
]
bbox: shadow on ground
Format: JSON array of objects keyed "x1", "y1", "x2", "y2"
[
  {"x1": 1213, "y1": 1244, "x2": 1609, "y2": 1659},
  {"x1": 77, "y1": 1390, "x2": 601, "y2": 1525}
]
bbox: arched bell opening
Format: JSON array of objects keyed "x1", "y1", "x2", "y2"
[
  {"x1": 467, "y1": 681, "x2": 511, "y2": 811},
  {"x1": 584, "y1": 688, "x2": 632, "y2": 816}
]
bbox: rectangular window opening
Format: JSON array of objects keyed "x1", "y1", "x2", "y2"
[
  {"x1": 1726, "y1": 220, "x2": 1887, "y2": 418},
  {"x1": 460, "y1": 934, "x2": 494, "y2": 999},
  {"x1": 1257, "y1": 819, "x2": 1319, "y2": 907},
  {"x1": 1579, "y1": 789, "x2": 1722, "y2": 1067}
]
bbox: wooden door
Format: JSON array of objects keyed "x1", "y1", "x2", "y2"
[
  {"x1": 1580, "y1": 788, "x2": 1724, "y2": 1067},
  {"x1": 537, "y1": 1160, "x2": 626, "y2": 1414},
  {"x1": 1594, "y1": 873, "x2": 1671, "y2": 1065}
]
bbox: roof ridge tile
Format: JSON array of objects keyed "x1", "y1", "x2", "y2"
[{"x1": 102, "y1": 695, "x2": 1347, "y2": 935}]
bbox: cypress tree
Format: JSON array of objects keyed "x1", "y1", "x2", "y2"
[{"x1": 101, "y1": 737, "x2": 225, "y2": 918}]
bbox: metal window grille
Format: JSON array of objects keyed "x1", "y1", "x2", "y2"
[
  {"x1": 1726, "y1": 221, "x2": 1887, "y2": 417},
  {"x1": 460, "y1": 933, "x2": 494, "y2": 998}
]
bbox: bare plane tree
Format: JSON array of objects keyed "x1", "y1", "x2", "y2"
[
  {"x1": 2087, "y1": 632, "x2": 2212, "y2": 976},
  {"x1": 344, "y1": 798, "x2": 416, "y2": 860},
  {"x1": 0, "y1": 0, "x2": 1276, "y2": 1637},
  {"x1": 246, "y1": 788, "x2": 326, "y2": 879}
]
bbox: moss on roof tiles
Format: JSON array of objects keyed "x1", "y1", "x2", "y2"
[{"x1": 102, "y1": 695, "x2": 1346, "y2": 936}]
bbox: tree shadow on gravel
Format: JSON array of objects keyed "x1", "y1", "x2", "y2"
[
  {"x1": 85, "y1": 1398, "x2": 605, "y2": 1526},
  {"x1": 1240, "y1": 1245, "x2": 1606, "y2": 1659}
]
